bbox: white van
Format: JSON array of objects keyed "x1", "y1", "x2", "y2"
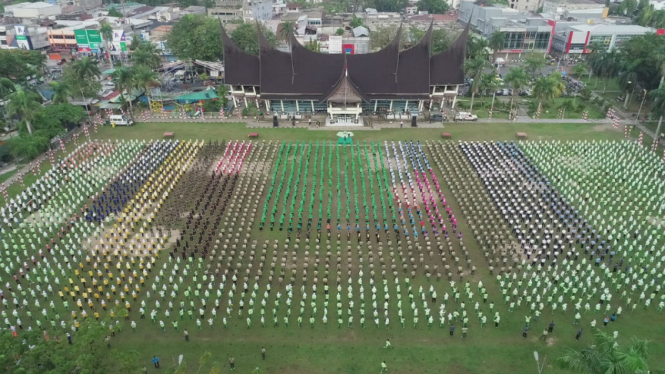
[{"x1": 108, "y1": 114, "x2": 134, "y2": 126}]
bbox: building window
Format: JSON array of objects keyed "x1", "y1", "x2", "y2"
[
  {"x1": 503, "y1": 31, "x2": 525, "y2": 50},
  {"x1": 535, "y1": 32, "x2": 550, "y2": 49}
]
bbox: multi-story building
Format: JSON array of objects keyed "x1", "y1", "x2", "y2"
[
  {"x1": 550, "y1": 24, "x2": 657, "y2": 55},
  {"x1": 208, "y1": 7, "x2": 243, "y2": 23},
  {"x1": 4, "y1": 2, "x2": 62, "y2": 20},
  {"x1": 460, "y1": 2, "x2": 554, "y2": 54},
  {"x1": 242, "y1": 0, "x2": 273, "y2": 21},
  {"x1": 542, "y1": 0, "x2": 607, "y2": 19}
]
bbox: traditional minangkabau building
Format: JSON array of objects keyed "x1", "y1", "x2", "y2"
[{"x1": 221, "y1": 22, "x2": 468, "y2": 124}]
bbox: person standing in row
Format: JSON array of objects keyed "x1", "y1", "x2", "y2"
[
  {"x1": 261, "y1": 347, "x2": 266, "y2": 360},
  {"x1": 229, "y1": 357, "x2": 235, "y2": 370},
  {"x1": 184, "y1": 329, "x2": 189, "y2": 342}
]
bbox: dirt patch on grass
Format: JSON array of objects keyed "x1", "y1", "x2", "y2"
[{"x1": 592, "y1": 123, "x2": 616, "y2": 132}]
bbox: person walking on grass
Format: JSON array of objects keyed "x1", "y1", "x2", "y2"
[
  {"x1": 522, "y1": 326, "x2": 529, "y2": 338},
  {"x1": 261, "y1": 347, "x2": 266, "y2": 360},
  {"x1": 541, "y1": 329, "x2": 548, "y2": 341},
  {"x1": 385, "y1": 339, "x2": 391, "y2": 349},
  {"x1": 576, "y1": 328, "x2": 583, "y2": 341},
  {"x1": 105, "y1": 335, "x2": 111, "y2": 348},
  {"x1": 184, "y1": 329, "x2": 189, "y2": 341},
  {"x1": 548, "y1": 321, "x2": 555, "y2": 333},
  {"x1": 152, "y1": 356, "x2": 160, "y2": 368},
  {"x1": 380, "y1": 361, "x2": 387, "y2": 373},
  {"x1": 450, "y1": 324, "x2": 455, "y2": 336},
  {"x1": 229, "y1": 357, "x2": 235, "y2": 370},
  {"x1": 462, "y1": 326, "x2": 468, "y2": 338}
]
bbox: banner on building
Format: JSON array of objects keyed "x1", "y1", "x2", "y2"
[{"x1": 111, "y1": 29, "x2": 127, "y2": 52}]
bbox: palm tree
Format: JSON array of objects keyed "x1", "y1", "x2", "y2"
[
  {"x1": 533, "y1": 73, "x2": 565, "y2": 116},
  {"x1": 504, "y1": 67, "x2": 529, "y2": 110},
  {"x1": 618, "y1": 67, "x2": 638, "y2": 109},
  {"x1": 99, "y1": 21, "x2": 114, "y2": 61},
  {"x1": 132, "y1": 46, "x2": 161, "y2": 69},
  {"x1": 488, "y1": 32, "x2": 506, "y2": 62},
  {"x1": 466, "y1": 35, "x2": 489, "y2": 61},
  {"x1": 0, "y1": 78, "x2": 16, "y2": 101},
  {"x1": 132, "y1": 65, "x2": 160, "y2": 108},
  {"x1": 649, "y1": 86, "x2": 665, "y2": 145},
  {"x1": 217, "y1": 84, "x2": 229, "y2": 107},
  {"x1": 480, "y1": 73, "x2": 501, "y2": 116},
  {"x1": 524, "y1": 53, "x2": 548, "y2": 77},
  {"x1": 280, "y1": 21, "x2": 295, "y2": 42},
  {"x1": 464, "y1": 58, "x2": 488, "y2": 113},
  {"x1": 71, "y1": 57, "x2": 101, "y2": 102},
  {"x1": 571, "y1": 62, "x2": 588, "y2": 79},
  {"x1": 597, "y1": 49, "x2": 621, "y2": 93},
  {"x1": 558, "y1": 329, "x2": 650, "y2": 374},
  {"x1": 6, "y1": 88, "x2": 41, "y2": 135},
  {"x1": 112, "y1": 67, "x2": 136, "y2": 112},
  {"x1": 50, "y1": 81, "x2": 72, "y2": 104}
]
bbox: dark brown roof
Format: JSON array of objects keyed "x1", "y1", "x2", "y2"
[
  {"x1": 430, "y1": 22, "x2": 468, "y2": 86},
  {"x1": 220, "y1": 22, "x2": 260, "y2": 86},
  {"x1": 221, "y1": 21, "x2": 468, "y2": 100}
]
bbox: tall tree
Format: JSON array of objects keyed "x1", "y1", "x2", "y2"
[
  {"x1": 466, "y1": 35, "x2": 489, "y2": 60},
  {"x1": 504, "y1": 67, "x2": 529, "y2": 109},
  {"x1": 112, "y1": 67, "x2": 136, "y2": 112},
  {"x1": 99, "y1": 21, "x2": 114, "y2": 61},
  {"x1": 133, "y1": 64, "x2": 160, "y2": 107},
  {"x1": 464, "y1": 58, "x2": 488, "y2": 113},
  {"x1": 0, "y1": 77, "x2": 15, "y2": 100},
  {"x1": 488, "y1": 32, "x2": 506, "y2": 61},
  {"x1": 70, "y1": 57, "x2": 101, "y2": 104},
  {"x1": 6, "y1": 88, "x2": 41, "y2": 134},
  {"x1": 49, "y1": 81, "x2": 72, "y2": 105},
  {"x1": 558, "y1": 329, "x2": 650, "y2": 374},
  {"x1": 533, "y1": 73, "x2": 565, "y2": 114},
  {"x1": 649, "y1": 86, "x2": 665, "y2": 145},
  {"x1": 279, "y1": 21, "x2": 295, "y2": 41},
  {"x1": 571, "y1": 62, "x2": 588, "y2": 78},
  {"x1": 369, "y1": 24, "x2": 407, "y2": 51},
  {"x1": 167, "y1": 14, "x2": 223, "y2": 61},
  {"x1": 132, "y1": 43, "x2": 161, "y2": 69},
  {"x1": 524, "y1": 53, "x2": 548, "y2": 77},
  {"x1": 231, "y1": 22, "x2": 277, "y2": 56},
  {"x1": 417, "y1": 0, "x2": 449, "y2": 14}
]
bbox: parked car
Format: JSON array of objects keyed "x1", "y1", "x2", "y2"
[
  {"x1": 519, "y1": 89, "x2": 532, "y2": 96},
  {"x1": 454, "y1": 112, "x2": 478, "y2": 121},
  {"x1": 107, "y1": 115, "x2": 134, "y2": 126},
  {"x1": 429, "y1": 112, "x2": 447, "y2": 122},
  {"x1": 495, "y1": 89, "x2": 512, "y2": 96}
]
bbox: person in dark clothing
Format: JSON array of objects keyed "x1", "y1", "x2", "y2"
[
  {"x1": 449, "y1": 325, "x2": 455, "y2": 336},
  {"x1": 522, "y1": 327, "x2": 529, "y2": 338},
  {"x1": 152, "y1": 356, "x2": 160, "y2": 368},
  {"x1": 548, "y1": 321, "x2": 555, "y2": 333},
  {"x1": 576, "y1": 329, "x2": 583, "y2": 341}
]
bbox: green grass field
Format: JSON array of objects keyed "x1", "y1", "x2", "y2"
[{"x1": 2, "y1": 121, "x2": 663, "y2": 374}]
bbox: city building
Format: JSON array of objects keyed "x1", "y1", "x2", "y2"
[
  {"x1": 542, "y1": 0, "x2": 607, "y2": 19},
  {"x1": 208, "y1": 7, "x2": 243, "y2": 23},
  {"x1": 242, "y1": 0, "x2": 272, "y2": 21},
  {"x1": 550, "y1": 23, "x2": 657, "y2": 55},
  {"x1": 460, "y1": 2, "x2": 554, "y2": 54},
  {"x1": 223, "y1": 23, "x2": 468, "y2": 123},
  {"x1": 4, "y1": 2, "x2": 62, "y2": 20}
]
